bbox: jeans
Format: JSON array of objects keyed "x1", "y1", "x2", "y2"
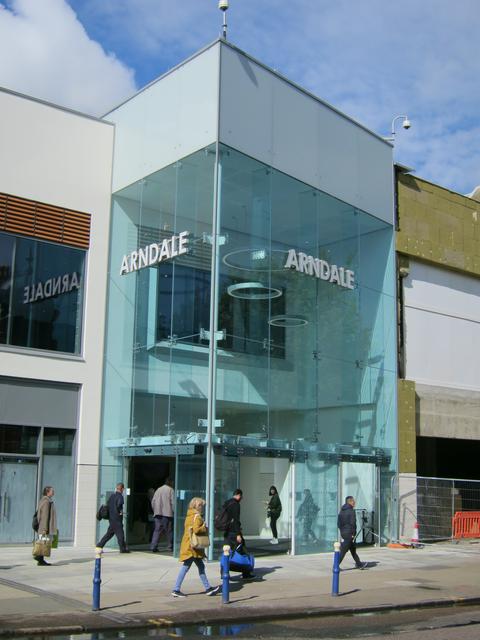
[
  {"x1": 151, "y1": 515, "x2": 173, "y2": 550},
  {"x1": 174, "y1": 557, "x2": 210, "y2": 591}
]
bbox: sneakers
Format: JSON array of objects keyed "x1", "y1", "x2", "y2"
[
  {"x1": 171, "y1": 590, "x2": 187, "y2": 598},
  {"x1": 356, "y1": 562, "x2": 368, "y2": 570},
  {"x1": 151, "y1": 548, "x2": 159, "y2": 553},
  {"x1": 120, "y1": 549, "x2": 131, "y2": 553},
  {"x1": 269, "y1": 538, "x2": 279, "y2": 545},
  {"x1": 37, "y1": 559, "x2": 51, "y2": 566},
  {"x1": 205, "y1": 585, "x2": 220, "y2": 596}
]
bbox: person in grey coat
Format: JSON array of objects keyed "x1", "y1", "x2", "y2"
[
  {"x1": 150, "y1": 478, "x2": 174, "y2": 552},
  {"x1": 34, "y1": 486, "x2": 57, "y2": 566},
  {"x1": 337, "y1": 496, "x2": 367, "y2": 569}
]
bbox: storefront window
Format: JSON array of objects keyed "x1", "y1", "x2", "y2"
[
  {"x1": 0, "y1": 233, "x2": 86, "y2": 354},
  {"x1": 0, "y1": 234, "x2": 14, "y2": 344}
]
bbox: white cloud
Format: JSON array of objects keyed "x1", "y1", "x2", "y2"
[{"x1": 0, "y1": 0, "x2": 136, "y2": 115}]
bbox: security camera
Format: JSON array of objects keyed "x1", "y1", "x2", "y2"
[
  {"x1": 219, "y1": 0, "x2": 229, "y2": 10},
  {"x1": 402, "y1": 117, "x2": 411, "y2": 130}
]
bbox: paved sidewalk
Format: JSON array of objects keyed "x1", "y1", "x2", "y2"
[{"x1": 0, "y1": 542, "x2": 479, "y2": 635}]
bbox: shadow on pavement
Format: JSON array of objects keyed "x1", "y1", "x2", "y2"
[{"x1": 99, "y1": 600, "x2": 142, "y2": 611}]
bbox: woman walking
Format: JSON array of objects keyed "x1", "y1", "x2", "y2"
[
  {"x1": 267, "y1": 485, "x2": 282, "y2": 545},
  {"x1": 171, "y1": 497, "x2": 219, "y2": 598},
  {"x1": 34, "y1": 486, "x2": 57, "y2": 566}
]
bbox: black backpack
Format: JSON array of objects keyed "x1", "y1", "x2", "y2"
[
  {"x1": 32, "y1": 510, "x2": 39, "y2": 532},
  {"x1": 96, "y1": 504, "x2": 109, "y2": 521},
  {"x1": 214, "y1": 502, "x2": 232, "y2": 531}
]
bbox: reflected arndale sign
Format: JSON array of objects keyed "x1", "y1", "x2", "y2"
[
  {"x1": 284, "y1": 249, "x2": 355, "y2": 290},
  {"x1": 120, "y1": 231, "x2": 189, "y2": 275}
]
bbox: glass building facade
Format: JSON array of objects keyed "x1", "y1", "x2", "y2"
[{"x1": 100, "y1": 141, "x2": 397, "y2": 555}]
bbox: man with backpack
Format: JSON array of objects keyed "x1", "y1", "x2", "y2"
[
  {"x1": 96, "y1": 483, "x2": 130, "y2": 553},
  {"x1": 220, "y1": 489, "x2": 255, "y2": 579}
]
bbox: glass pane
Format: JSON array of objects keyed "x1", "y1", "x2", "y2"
[
  {"x1": 10, "y1": 237, "x2": 85, "y2": 353},
  {"x1": 42, "y1": 428, "x2": 76, "y2": 540},
  {"x1": 174, "y1": 451, "x2": 206, "y2": 556},
  {"x1": 0, "y1": 425, "x2": 38, "y2": 454},
  {"x1": 0, "y1": 233, "x2": 14, "y2": 344},
  {"x1": 0, "y1": 460, "x2": 38, "y2": 543}
]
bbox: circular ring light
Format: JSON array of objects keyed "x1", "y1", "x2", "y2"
[
  {"x1": 227, "y1": 282, "x2": 283, "y2": 300},
  {"x1": 222, "y1": 248, "x2": 287, "y2": 272},
  {"x1": 268, "y1": 314, "x2": 309, "y2": 327}
]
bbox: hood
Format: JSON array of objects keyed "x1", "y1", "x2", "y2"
[{"x1": 341, "y1": 503, "x2": 353, "y2": 511}]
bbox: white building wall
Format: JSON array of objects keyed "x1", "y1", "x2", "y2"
[
  {"x1": 0, "y1": 89, "x2": 114, "y2": 546},
  {"x1": 107, "y1": 43, "x2": 220, "y2": 193},
  {"x1": 404, "y1": 260, "x2": 480, "y2": 392}
]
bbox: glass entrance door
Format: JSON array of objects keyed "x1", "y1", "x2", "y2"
[
  {"x1": 340, "y1": 461, "x2": 378, "y2": 545},
  {"x1": 0, "y1": 459, "x2": 38, "y2": 543}
]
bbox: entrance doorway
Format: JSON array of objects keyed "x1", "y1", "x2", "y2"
[
  {"x1": 0, "y1": 458, "x2": 38, "y2": 543},
  {"x1": 126, "y1": 456, "x2": 175, "y2": 548},
  {"x1": 340, "y1": 461, "x2": 378, "y2": 545}
]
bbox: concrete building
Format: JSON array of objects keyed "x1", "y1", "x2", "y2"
[
  {"x1": 0, "y1": 88, "x2": 113, "y2": 546},
  {"x1": 396, "y1": 169, "x2": 480, "y2": 541}
]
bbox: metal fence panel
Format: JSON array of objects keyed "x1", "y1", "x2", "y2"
[{"x1": 417, "y1": 476, "x2": 480, "y2": 541}]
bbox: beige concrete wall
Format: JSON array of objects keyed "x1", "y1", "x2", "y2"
[{"x1": 398, "y1": 472, "x2": 417, "y2": 541}]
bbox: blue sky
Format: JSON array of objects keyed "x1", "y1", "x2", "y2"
[{"x1": 0, "y1": 0, "x2": 479, "y2": 195}]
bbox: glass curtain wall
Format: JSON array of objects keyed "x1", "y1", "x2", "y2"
[
  {"x1": 101, "y1": 142, "x2": 396, "y2": 554},
  {"x1": 215, "y1": 145, "x2": 396, "y2": 553},
  {"x1": 100, "y1": 147, "x2": 216, "y2": 550}
]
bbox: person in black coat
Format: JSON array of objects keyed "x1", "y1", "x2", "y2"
[
  {"x1": 223, "y1": 488, "x2": 254, "y2": 579},
  {"x1": 266, "y1": 486, "x2": 282, "y2": 545},
  {"x1": 96, "y1": 482, "x2": 130, "y2": 553},
  {"x1": 337, "y1": 496, "x2": 366, "y2": 569}
]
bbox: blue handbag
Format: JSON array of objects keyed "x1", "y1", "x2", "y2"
[{"x1": 229, "y1": 545, "x2": 255, "y2": 572}]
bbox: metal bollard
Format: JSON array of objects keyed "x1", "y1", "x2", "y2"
[
  {"x1": 92, "y1": 547, "x2": 103, "y2": 611},
  {"x1": 221, "y1": 544, "x2": 231, "y2": 604},
  {"x1": 331, "y1": 541, "x2": 340, "y2": 596}
]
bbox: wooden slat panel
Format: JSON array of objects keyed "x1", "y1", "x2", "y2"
[{"x1": 0, "y1": 191, "x2": 91, "y2": 249}]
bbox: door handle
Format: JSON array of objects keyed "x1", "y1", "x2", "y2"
[{"x1": 2, "y1": 493, "x2": 6, "y2": 519}]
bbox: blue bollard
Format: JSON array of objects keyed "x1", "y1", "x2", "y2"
[
  {"x1": 221, "y1": 544, "x2": 231, "y2": 604},
  {"x1": 331, "y1": 541, "x2": 340, "y2": 596},
  {"x1": 92, "y1": 547, "x2": 103, "y2": 610}
]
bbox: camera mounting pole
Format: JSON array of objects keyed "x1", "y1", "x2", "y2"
[{"x1": 219, "y1": 0, "x2": 229, "y2": 39}]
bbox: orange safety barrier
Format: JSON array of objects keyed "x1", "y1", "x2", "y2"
[{"x1": 452, "y1": 511, "x2": 480, "y2": 539}]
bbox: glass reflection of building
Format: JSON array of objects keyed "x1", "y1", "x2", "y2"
[{"x1": 99, "y1": 41, "x2": 397, "y2": 555}]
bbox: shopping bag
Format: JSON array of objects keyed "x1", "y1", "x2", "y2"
[
  {"x1": 51, "y1": 530, "x2": 59, "y2": 549},
  {"x1": 32, "y1": 536, "x2": 52, "y2": 558}
]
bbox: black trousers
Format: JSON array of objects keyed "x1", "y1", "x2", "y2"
[
  {"x1": 338, "y1": 536, "x2": 361, "y2": 566},
  {"x1": 97, "y1": 518, "x2": 127, "y2": 551},
  {"x1": 270, "y1": 515, "x2": 279, "y2": 539}
]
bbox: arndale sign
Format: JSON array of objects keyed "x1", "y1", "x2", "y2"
[
  {"x1": 120, "y1": 231, "x2": 189, "y2": 275},
  {"x1": 284, "y1": 249, "x2": 355, "y2": 290}
]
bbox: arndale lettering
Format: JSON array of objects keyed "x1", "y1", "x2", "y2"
[
  {"x1": 284, "y1": 249, "x2": 355, "y2": 290},
  {"x1": 23, "y1": 272, "x2": 81, "y2": 304},
  {"x1": 120, "y1": 231, "x2": 189, "y2": 276}
]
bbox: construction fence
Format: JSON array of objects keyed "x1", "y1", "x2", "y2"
[{"x1": 416, "y1": 476, "x2": 480, "y2": 541}]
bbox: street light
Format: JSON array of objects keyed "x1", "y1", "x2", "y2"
[{"x1": 385, "y1": 115, "x2": 411, "y2": 143}]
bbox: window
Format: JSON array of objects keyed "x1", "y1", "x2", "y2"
[{"x1": 0, "y1": 231, "x2": 85, "y2": 354}]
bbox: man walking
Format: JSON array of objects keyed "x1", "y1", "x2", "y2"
[
  {"x1": 150, "y1": 477, "x2": 174, "y2": 552},
  {"x1": 96, "y1": 482, "x2": 130, "y2": 553},
  {"x1": 223, "y1": 488, "x2": 255, "y2": 579},
  {"x1": 337, "y1": 496, "x2": 367, "y2": 569}
]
